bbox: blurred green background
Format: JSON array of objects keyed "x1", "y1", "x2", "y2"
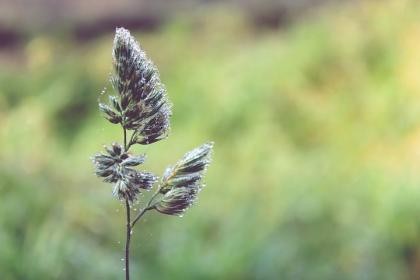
[{"x1": 1, "y1": 0, "x2": 420, "y2": 279}]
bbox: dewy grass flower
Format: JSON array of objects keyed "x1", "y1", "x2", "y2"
[
  {"x1": 156, "y1": 142, "x2": 213, "y2": 215},
  {"x1": 93, "y1": 143, "x2": 156, "y2": 202},
  {"x1": 107, "y1": 27, "x2": 171, "y2": 144},
  {"x1": 92, "y1": 27, "x2": 213, "y2": 280}
]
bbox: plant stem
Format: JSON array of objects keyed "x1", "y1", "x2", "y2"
[
  {"x1": 127, "y1": 131, "x2": 137, "y2": 151},
  {"x1": 123, "y1": 128, "x2": 130, "y2": 280},
  {"x1": 122, "y1": 127, "x2": 155, "y2": 279},
  {"x1": 131, "y1": 189, "x2": 160, "y2": 227},
  {"x1": 123, "y1": 128, "x2": 128, "y2": 151},
  {"x1": 125, "y1": 199, "x2": 131, "y2": 280},
  {"x1": 131, "y1": 205, "x2": 153, "y2": 228}
]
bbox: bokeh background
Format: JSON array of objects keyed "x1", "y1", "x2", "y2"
[{"x1": 1, "y1": 0, "x2": 420, "y2": 279}]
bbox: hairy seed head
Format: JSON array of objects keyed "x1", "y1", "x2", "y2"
[
  {"x1": 111, "y1": 27, "x2": 172, "y2": 145},
  {"x1": 155, "y1": 142, "x2": 213, "y2": 215},
  {"x1": 92, "y1": 142, "x2": 157, "y2": 203}
]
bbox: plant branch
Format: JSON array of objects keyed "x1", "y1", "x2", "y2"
[
  {"x1": 126, "y1": 131, "x2": 137, "y2": 151},
  {"x1": 131, "y1": 188, "x2": 161, "y2": 227},
  {"x1": 130, "y1": 206, "x2": 152, "y2": 228}
]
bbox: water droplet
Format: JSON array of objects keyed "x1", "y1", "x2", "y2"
[{"x1": 121, "y1": 258, "x2": 125, "y2": 261}]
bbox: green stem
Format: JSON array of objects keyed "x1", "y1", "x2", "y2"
[
  {"x1": 124, "y1": 199, "x2": 131, "y2": 280},
  {"x1": 123, "y1": 127, "x2": 131, "y2": 280},
  {"x1": 131, "y1": 189, "x2": 160, "y2": 227},
  {"x1": 126, "y1": 131, "x2": 137, "y2": 151},
  {"x1": 123, "y1": 128, "x2": 128, "y2": 151},
  {"x1": 131, "y1": 206, "x2": 151, "y2": 228}
]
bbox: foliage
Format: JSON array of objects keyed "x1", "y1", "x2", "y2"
[{"x1": 1, "y1": 0, "x2": 420, "y2": 279}]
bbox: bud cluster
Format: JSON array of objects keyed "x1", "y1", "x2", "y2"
[
  {"x1": 155, "y1": 143, "x2": 213, "y2": 215},
  {"x1": 93, "y1": 143, "x2": 157, "y2": 202},
  {"x1": 100, "y1": 27, "x2": 171, "y2": 145}
]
